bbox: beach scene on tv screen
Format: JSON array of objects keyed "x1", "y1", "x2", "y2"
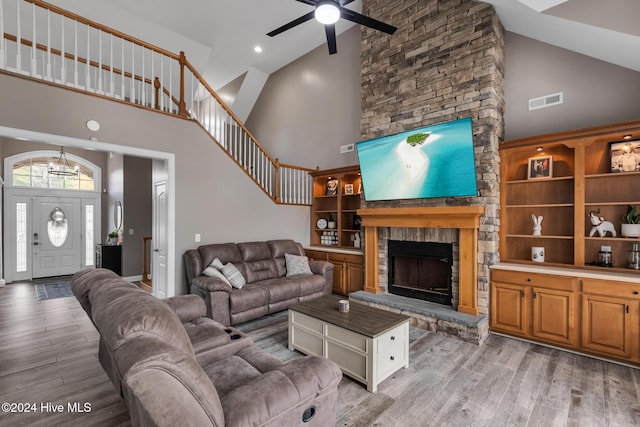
[{"x1": 357, "y1": 117, "x2": 477, "y2": 201}]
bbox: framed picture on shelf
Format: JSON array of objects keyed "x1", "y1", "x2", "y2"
[
  {"x1": 326, "y1": 178, "x2": 338, "y2": 195},
  {"x1": 344, "y1": 184, "x2": 354, "y2": 194},
  {"x1": 610, "y1": 140, "x2": 640, "y2": 173},
  {"x1": 527, "y1": 156, "x2": 552, "y2": 179}
]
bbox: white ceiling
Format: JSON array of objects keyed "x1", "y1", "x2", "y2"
[{"x1": 46, "y1": 0, "x2": 640, "y2": 90}]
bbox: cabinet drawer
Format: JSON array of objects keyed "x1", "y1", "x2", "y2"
[
  {"x1": 491, "y1": 269, "x2": 575, "y2": 291},
  {"x1": 290, "y1": 325, "x2": 323, "y2": 356},
  {"x1": 329, "y1": 253, "x2": 362, "y2": 264},
  {"x1": 582, "y1": 279, "x2": 640, "y2": 299},
  {"x1": 304, "y1": 250, "x2": 329, "y2": 261},
  {"x1": 326, "y1": 324, "x2": 368, "y2": 352},
  {"x1": 291, "y1": 311, "x2": 324, "y2": 334},
  {"x1": 376, "y1": 324, "x2": 407, "y2": 354}
]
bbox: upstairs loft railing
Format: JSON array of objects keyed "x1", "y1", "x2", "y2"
[{"x1": 0, "y1": 0, "x2": 313, "y2": 205}]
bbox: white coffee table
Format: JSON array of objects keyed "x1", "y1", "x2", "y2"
[{"x1": 288, "y1": 295, "x2": 409, "y2": 392}]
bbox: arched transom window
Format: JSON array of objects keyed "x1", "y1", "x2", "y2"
[{"x1": 5, "y1": 150, "x2": 101, "y2": 191}]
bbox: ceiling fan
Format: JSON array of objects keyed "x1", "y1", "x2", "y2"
[{"x1": 267, "y1": 0, "x2": 397, "y2": 55}]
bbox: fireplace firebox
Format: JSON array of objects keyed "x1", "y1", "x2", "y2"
[{"x1": 387, "y1": 240, "x2": 453, "y2": 306}]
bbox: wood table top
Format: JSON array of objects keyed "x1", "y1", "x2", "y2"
[{"x1": 288, "y1": 295, "x2": 410, "y2": 338}]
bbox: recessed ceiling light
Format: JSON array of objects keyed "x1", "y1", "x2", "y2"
[{"x1": 254, "y1": 46, "x2": 263, "y2": 53}]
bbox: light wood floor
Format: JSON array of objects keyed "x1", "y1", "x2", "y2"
[{"x1": 0, "y1": 282, "x2": 638, "y2": 427}]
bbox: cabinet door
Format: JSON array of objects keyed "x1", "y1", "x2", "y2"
[
  {"x1": 532, "y1": 287, "x2": 576, "y2": 346},
  {"x1": 346, "y1": 262, "x2": 363, "y2": 294},
  {"x1": 490, "y1": 282, "x2": 529, "y2": 336},
  {"x1": 581, "y1": 294, "x2": 633, "y2": 359},
  {"x1": 331, "y1": 261, "x2": 346, "y2": 295}
]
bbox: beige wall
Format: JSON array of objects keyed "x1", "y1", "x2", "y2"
[
  {"x1": 0, "y1": 72, "x2": 309, "y2": 293},
  {"x1": 246, "y1": 26, "x2": 362, "y2": 170},
  {"x1": 504, "y1": 33, "x2": 640, "y2": 140}
]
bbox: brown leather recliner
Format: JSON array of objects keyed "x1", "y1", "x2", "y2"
[{"x1": 71, "y1": 268, "x2": 342, "y2": 427}]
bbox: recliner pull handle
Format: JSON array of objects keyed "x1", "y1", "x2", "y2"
[{"x1": 302, "y1": 406, "x2": 316, "y2": 423}]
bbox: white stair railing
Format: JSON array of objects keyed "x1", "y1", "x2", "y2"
[{"x1": 0, "y1": 0, "x2": 314, "y2": 205}]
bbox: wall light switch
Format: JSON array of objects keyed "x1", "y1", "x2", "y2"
[
  {"x1": 128, "y1": 228, "x2": 134, "y2": 235},
  {"x1": 195, "y1": 233, "x2": 201, "y2": 243}
]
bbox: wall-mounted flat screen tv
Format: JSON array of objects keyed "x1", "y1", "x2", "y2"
[{"x1": 356, "y1": 117, "x2": 477, "y2": 201}]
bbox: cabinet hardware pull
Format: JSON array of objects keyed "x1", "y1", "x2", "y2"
[
  {"x1": 626, "y1": 305, "x2": 629, "y2": 314},
  {"x1": 633, "y1": 291, "x2": 639, "y2": 295},
  {"x1": 390, "y1": 336, "x2": 395, "y2": 341},
  {"x1": 390, "y1": 356, "x2": 395, "y2": 361},
  {"x1": 527, "y1": 278, "x2": 531, "y2": 282},
  {"x1": 520, "y1": 290, "x2": 524, "y2": 297},
  {"x1": 533, "y1": 291, "x2": 537, "y2": 299}
]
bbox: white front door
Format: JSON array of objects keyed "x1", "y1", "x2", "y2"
[
  {"x1": 152, "y1": 180, "x2": 168, "y2": 298},
  {"x1": 32, "y1": 197, "x2": 81, "y2": 278}
]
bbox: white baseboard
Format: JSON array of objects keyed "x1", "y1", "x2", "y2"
[{"x1": 124, "y1": 275, "x2": 142, "y2": 282}]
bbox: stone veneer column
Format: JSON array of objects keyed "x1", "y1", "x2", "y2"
[{"x1": 360, "y1": 0, "x2": 504, "y2": 315}]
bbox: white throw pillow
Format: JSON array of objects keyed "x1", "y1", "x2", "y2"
[
  {"x1": 202, "y1": 267, "x2": 231, "y2": 286},
  {"x1": 210, "y1": 257, "x2": 224, "y2": 270},
  {"x1": 285, "y1": 253, "x2": 313, "y2": 277},
  {"x1": 221, "y1": 263, "x2": 246, "y2": 289}
]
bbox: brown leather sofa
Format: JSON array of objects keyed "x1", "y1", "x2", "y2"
[
  {"x1": 184, "y1": 239, "x2": 333, "y2": 326},
  {"x1": 71, "y1": 268, "x2": 342, "y2": 427}
]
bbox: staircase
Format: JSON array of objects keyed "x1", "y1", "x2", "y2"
[{"x1": 0, "y1": 0, "x2": 313, "y2": 205}]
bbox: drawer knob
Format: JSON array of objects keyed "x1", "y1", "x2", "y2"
[
  {"x1": 390, "y1": 356, "x2": 395, "y2": 361},
  {"x1": 634, "y1": 291, "x2": 639, "y2": 295},
  {"x1": 390, "y1": 336, "x2": 395, "y2": 341},
  {"x1": 526, "y1": 278, "x2": 531, "y2": 282}
]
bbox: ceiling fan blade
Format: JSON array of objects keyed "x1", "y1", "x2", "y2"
[
  {"x1": 295, "y1": 0, "x2": 318, "y2": 5},
  {"x1": 340, "y1": 8, "x2": 397, "y2": 34},
  {"x1": 325, "y1": 24, "x2": 337, "y2": 54},
  {"x1": 267, "y1": 11, "x2": 316, "y2": 37},
  {"x1": 338, "y1": 0, "x2": 356, "y2": 6}
]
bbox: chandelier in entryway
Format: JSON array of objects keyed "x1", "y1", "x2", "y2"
[{"x1": 48, "y1": 147, "x2": 79, "y2": 177}]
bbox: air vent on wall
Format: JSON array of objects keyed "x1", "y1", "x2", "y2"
[{"x1": 529, "y1": 92, "x2": 563, "y2": 111}]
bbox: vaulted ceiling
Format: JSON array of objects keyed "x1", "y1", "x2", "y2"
[{"x1": 47, "y1": 0, "x2": 640, "y2": 90}]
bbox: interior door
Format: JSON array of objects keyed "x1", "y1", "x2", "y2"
[
  {"x1": 153, "y1": 180, "x2": 168, "y2": 298},
  {"x1": 32, "y1": 197, "x2": 81, "y2": 278}
]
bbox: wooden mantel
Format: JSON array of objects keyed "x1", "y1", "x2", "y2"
[{"x1": 357, "y1": 206, "x2": 485, "y2": 316}]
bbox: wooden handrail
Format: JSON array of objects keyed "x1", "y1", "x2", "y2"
[
  {"x1": 25, "y1": 0, "x2": 180, "y2": 60},
  {"x1": 183, "y1": 59, "x2": 278, "y2": 165}
]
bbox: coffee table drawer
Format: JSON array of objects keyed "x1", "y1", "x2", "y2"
[
  {"x1": 327, "y1": 324, "x2": 368, "y2": 352},
  {"x1": 326, "y1": 340, "x2": 367, "y2": 382},
  {"x1": 290, "y1": 325, "x2": 323, "y2": 356},
  {"x1": 291, "y1": 311, "x2": 324, "y2": 334}
]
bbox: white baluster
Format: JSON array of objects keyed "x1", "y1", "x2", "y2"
[
  {"x1": 16, "y1": 0, "x2": 21, "y2": 72},
  {"x1": 130, "y1": 41, "x2": 135, "y2": 104},
  {"x1": 30, "y1": 2, "x2": 35, "y2": 76},
  {"x1": 97, "y1": 29, "x2": 102, "y2": 92},
  {"x1": 85, "y1": 24, "x2": 90, "y2": 90},
  {"x1": 159, "y1": 54, "x2": 163, "y2": 111},
  {"x1": 60, "y1": 14, "x2": 65, "y2": 84},
  {"x1": 109, "y1": 34, "x2": 114, "y2": 96},
  {"x1": 73, "y1": 20, "x2": 78, "y2": 86},
  {"x1": 120, "y1": 38, "x2": 125, "y2": 98},
  {"x1": 46, "y1": 9, "x2": 51, "y2": 80},
  {"x1": 0, "y1": 0, "x2": 5, "y2": 69}
]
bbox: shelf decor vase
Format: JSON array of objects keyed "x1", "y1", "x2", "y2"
[{"x1": 621, "y1": 223, "x2": 640, "y2": 238}]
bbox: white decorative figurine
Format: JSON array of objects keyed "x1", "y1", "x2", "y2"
[
  {"x1": 589, "y1": 210, "x2": 617, "y2": 237},
  {"x1": 532, "y1": 215, "x2": 543, "y2": 236}
]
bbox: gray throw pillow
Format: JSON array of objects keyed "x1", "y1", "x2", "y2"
[
  {"x1": 221, "y1": 263, "x2": 246, "y2": 289},
  {"x1": 285, "y1": 253, "x2": 313, "y2": 277}
]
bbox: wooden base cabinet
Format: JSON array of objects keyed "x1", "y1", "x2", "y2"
[
  {"x1": 580, "y1": 279, "x2": 640, "y2": 362},
  {"x1": 492, "y1": 268, "x2": 640, "y2": 365},
  {"x1": 305, "y1": 248, "x2": 363, "y2": 296},
  {"x1": 490, "y1": 270, "x2": 578, "y2": 348}
]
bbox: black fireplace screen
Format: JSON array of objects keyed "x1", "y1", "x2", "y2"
[{"x1": 388, "y1": 240, "x2": 453, "y2": 305}]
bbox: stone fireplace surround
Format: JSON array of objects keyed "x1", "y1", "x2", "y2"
[{"x1": 350, "y1": 207, "x2": 489, "y2": 344}]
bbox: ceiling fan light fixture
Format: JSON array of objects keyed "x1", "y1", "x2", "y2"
[{"x1": 315, "y1": 1, "x2": 340, "y2": 25}]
